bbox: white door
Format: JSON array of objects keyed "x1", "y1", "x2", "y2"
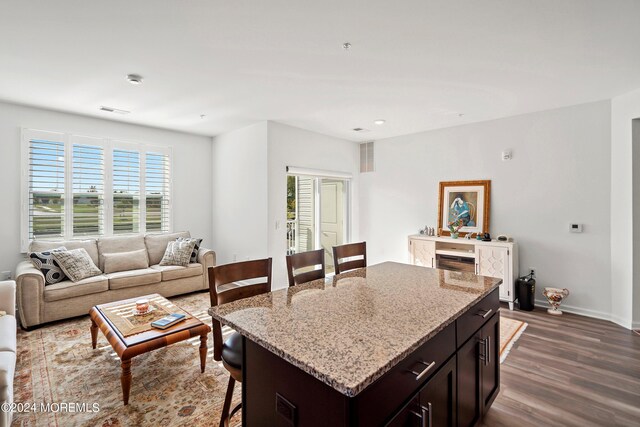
[
  {"x1": 475, "y1": 246, "x2": 510, "y2": 299},
  {"x1": 320, "y1": 180, "x2": 344, "y2": 273},
  {"x1": 410, "y1": 239, "x2": 436, "y2": 268}
]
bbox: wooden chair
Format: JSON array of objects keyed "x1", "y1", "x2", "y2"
[
  {"x1": 208, "y1": 258, "x2": 273, "y2": 427},
  {"x1": 286, "y1": 248, "x2": 325, "y2": 286},
  {"x1": 332, "y1": 242, "x2": 367, "y2": 275}
]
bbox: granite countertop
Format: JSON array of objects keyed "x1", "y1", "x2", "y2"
[{"x1": 208, "y1": 261, "x2": 501, "y2": 397}]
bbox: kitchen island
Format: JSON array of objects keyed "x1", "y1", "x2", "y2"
[{"x1": 209, "y1": 261, "x2": 502, "y2": 427}]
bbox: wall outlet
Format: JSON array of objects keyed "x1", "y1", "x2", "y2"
[{"x1": 0, "y1": 271, "x2": 11, "y2": 280}]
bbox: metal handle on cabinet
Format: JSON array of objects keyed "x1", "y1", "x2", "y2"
[
  {"x1": 476, "y1": 308, "x2": 492, "y2": 318},
  {"x1": 486, "y1": 336, "x2": 491, "y2": 366},
  {"x1": 410, "y1": 410, "x2": 423, "y2": 427},
  {"x1": 478, "y1": 337, "x2": 486, "y2": 362},
  {"x1": 409, "y1": 360, "x2": 436, "y2": 381},
  {"x1": 420, "y1": 403, "x2": 432, "y2": 427},
  {"x1": 431, "y1": 257, "x2": 434, "y2": 268}
]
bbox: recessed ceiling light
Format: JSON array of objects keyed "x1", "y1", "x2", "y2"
[
  {"x1": 373, "y1": 119, "x2": 386, "y2": 125},
  {"x1": 99, "y1": 106, "x2": 130, "y2": 115},
  {"x1": 126, "y1": 74, "x2": 143, "y2": 85},
  {"x1": 342, "y1": 42, "x2": 352, "y2": 50}
]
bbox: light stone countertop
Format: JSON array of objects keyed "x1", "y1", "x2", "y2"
[{"x1": 208, "y1": 261, "x2": 501, "y2": 397}]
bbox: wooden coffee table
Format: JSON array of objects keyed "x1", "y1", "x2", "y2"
[{"x1": 89, "y1": 294, "x2": 211, "y2": 405}]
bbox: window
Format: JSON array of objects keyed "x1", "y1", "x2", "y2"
[{"x1": 22, "y1": 129, "x2": 172, "y2": 250}]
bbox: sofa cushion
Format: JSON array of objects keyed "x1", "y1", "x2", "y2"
[
  {"x1": 28, "y1": 246, "x2": 68, "y2": 285},
  {"x1": 106, "y1": 268, "x2": 162, "y2": 290},
  {"x1": 0, "y1": 351, "x2": 16, "y2": 393},
  {"x1": 52, "y1": 248, "x2": 102, "y2": 282},
  {"x1": 97, "y1": 236, "x2": 146, "y2": 271},
  {"x1": 29, "y1": 239, "x2": 99, "y2": 268},
  {"x1": 0, "y1": 315, "x2": 16, "y2": 353},
  {"x1": 44, "y1": 275, "x2": 109, "y2": 302},
  {"x1": 103, "y1": 249, "x2": 149, "y2": 274},
  {"x1": 151, "y1": 263, "x2": 203, "y2": 281},
  {"x1": 145, "y1": 231, "x2": 191, "y2": 266}
]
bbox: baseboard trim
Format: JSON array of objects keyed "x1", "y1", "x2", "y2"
[{"x1": 534, "y1": 299, "x2": 633, "y2": 329}]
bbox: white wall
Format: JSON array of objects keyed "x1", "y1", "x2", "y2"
[
  {"x1": 267, "y1": 122, "x2": 359, "y2": 288},
  {"x1": 359, "y1": 101, "x2": 612, "y2": 319},
  {"x1": 0, "y1": 101, "x2": 213, "y2": 275},
  {"x1": 211, "y1": 122, "x2": 269, "y2": 265},
  {"x1": 611, "y1": 88, "x2": 640, "y2": 329}
]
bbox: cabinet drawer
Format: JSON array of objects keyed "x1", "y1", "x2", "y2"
[
  {"x1": 456, "y1": 289, "x2": 499, "y2": 347},
  {"x1": 355, "y1": 322, "x2": 455, "y2": 426}
]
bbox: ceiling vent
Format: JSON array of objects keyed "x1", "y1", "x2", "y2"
[
  {"x1": 360, "y1": 141, "x2": 374, "y2": 173},
  {"x1": 99, "y1": 106, "x2": 130, "y2": 115}
]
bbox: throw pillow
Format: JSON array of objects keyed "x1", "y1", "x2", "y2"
[
  {"x1": 52, "y1": 248, "x2": 102, "y2": 282},
  {"x1": 103, "y1": 249, "x2": 149, "y2": 274},
  {"x1": 29, "y1": 246, "x2": 68, "y2": 285},
  {"x1": 177, "y1": 237, "x2": 202, "y2": 263},
  {"x1": 159, "y1": 239, "x2": 197, "y2": 267}
]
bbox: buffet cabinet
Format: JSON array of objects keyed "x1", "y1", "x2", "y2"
[
  {"x1": 243, "y1": 289, "x2": 500, "y2": 427},
  {"x1": 409, "y1": 235, "x2": 518, "y2": 309}
]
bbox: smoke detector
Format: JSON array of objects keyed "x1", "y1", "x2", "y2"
[{"x1": 126, "y1": 74, "x2": 143, "y2": 85}]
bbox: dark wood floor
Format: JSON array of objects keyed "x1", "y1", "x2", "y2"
[{"x1": 479, "y1": 304, "x2": 640, "y2": 427}]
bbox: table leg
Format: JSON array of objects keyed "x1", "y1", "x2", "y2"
[
  {"x1": 121, "y1": 359, "x2": 132, "y2": 405},
  {"x1": 199, "y1": 333, "x2": 208, "y2": 373},
  {"x1": 90, "y1": 319, "x2": 98, "y2": 349}
]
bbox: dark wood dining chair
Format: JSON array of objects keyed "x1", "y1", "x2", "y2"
[
  {"x1": 332, "y1": 242, "x2": 367, "y2": 274},
  {"x1": 286, "y1": 248, "x2": 326, "y2": 286},
  {"x1": 208, "y1": 258, "x2": 272, "y2": 427}
]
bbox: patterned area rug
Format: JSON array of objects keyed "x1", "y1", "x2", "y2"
[
  {"x1": 499, "y1": 316, "x2": 528, "y2": 363},
  {"x1": 13, "y1": 292, "x2": 526, "y2": 426},
  {"x1": 13, "y1": 292, "x2": 240, "y2": 427}
]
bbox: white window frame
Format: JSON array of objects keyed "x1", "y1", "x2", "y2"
[{"x1": 21, "y1": 128, "x2": 173, "y2": 251}]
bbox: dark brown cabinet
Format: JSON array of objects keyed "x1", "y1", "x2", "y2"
[
  {"x1": 387, "y1": 356, "x2": 457, "y2": 427},
  {"x1": 457, "y1": 312, "x2": 500, "y2": 427}
]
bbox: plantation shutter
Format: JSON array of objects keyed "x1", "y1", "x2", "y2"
[
  {"x1": 145, "y1": 151, "x2": 171, "y2": 232},
  {"x1": 72, "y1": 138, "x2": 104, "y2": 236},
  {"x1": 27, "y1": 132, "x2": 66, "y2": 239},
  {"x1": 112, "y1": 148, "x2": 140, "y2": 234}
]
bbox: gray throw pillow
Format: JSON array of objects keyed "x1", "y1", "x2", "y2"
[
  {"x1": 29, "y1": 246, "x2": 67, "y2": 285},
  {"x1": 52, "y1": 248, "x2": 102, "y2": 282},
  {"x1": 177, "y1": 237, "x2": 202, "y2": 263},
  {"x1": 159, "y1": 239, "x2": 197, "y2": 267}
]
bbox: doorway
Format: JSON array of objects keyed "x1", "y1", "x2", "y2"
[{"x1": 286, "y1": 174, "x2": 350, "y2": 274}]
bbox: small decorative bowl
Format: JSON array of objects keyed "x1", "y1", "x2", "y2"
[{"x1": 543, "y1": 287, "x2": 570, "y2": 315}]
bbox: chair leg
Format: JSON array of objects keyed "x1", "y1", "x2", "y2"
[{"x1": 220, "y1": 376, "x2": 236, "y2": 427}]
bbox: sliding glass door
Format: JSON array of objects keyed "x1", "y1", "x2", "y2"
[{"x1": 286, "y1": 173, "x2": 350, "y2": 274}]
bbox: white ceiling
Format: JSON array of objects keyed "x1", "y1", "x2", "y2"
[{"x1": 1, "y1": 0, "x2": 639, "y2": 141}]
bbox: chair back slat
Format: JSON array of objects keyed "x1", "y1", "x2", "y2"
[
  {"x1": 286, "y1": 248, "x2": 325, "y2": 286},
  {"x1": 208, "y1": 258, "x2": 272, "y2": 361},
  {"x1": 332, "y1": 242, "x2": 367, "y2": 275}
]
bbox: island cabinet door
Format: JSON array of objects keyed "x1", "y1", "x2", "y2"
[
  {"x1": 410, "y1": 238, "x2": 436, "y2": 268},
  {"x1": 457, "y1": 331, "x2": 482, "y2": 427},
  {"x1": 480, "y1": 313, "x2": 500, "y2": 412},
  {"x1": 417, "y1": 356, "x2": 457, "y2": 427}
]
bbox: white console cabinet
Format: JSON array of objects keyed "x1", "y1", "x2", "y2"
[{"x1": 408, "y1": 235, "x2": 518, "y2": 309}]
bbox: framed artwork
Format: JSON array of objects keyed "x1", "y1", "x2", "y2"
[{"x1": 437, "y1": 180, "x2": 491, "y2": 237}]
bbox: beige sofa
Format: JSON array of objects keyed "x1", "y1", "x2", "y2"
[
  {"x1": 15, "y1": 232, "x2": 215, "y2": 329},
  {"x1": 0, "y1": 280, "x2": 16, "y2": 427}
]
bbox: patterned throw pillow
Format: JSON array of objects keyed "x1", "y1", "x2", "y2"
[
  {"x1": 29, "y1": 246, "x2": 67, "y2": 285},
  {"x1": 159, "y1": 239, "x2": 197, "y2": 267},
  {"x1": 177, "y1": 237, "x2": 202, "y2": 264},
  {"x1": 52, "y1": 248, "x2": 102, "y2": 282}
]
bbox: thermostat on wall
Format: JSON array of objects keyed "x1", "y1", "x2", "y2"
[{"x1": 570, "y1": 223, "x2": 583, "y2": 233}]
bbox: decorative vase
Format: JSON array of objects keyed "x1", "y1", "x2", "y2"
[
  {"x1": 451, "y1": 232, "x2": 459, "y2": 239},
  {"x1": 543, "y1": 287, "x2": 570, "y2": 315}
]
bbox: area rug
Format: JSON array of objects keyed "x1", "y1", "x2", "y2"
[
  {"x1": 12, "y1": 292, "x2": 240, "y2": 427},
  {"x1": 499, "y1": 317, "x2": 528, "y2": 363}
]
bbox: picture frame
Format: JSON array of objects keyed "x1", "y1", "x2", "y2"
[{"x1": 437, "y1": 180, "x2": 491, "y2": 237}]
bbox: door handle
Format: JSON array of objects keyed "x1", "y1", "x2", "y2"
[
  {"x1": 420, "y1": 403, "x2": 432, "y2": 427},
  {"x1": 408, "y1": 360, "x2": 436, "y2": 380},
  {"x1": 476, "y1": 308, "x2": 492, "y2": 318}
]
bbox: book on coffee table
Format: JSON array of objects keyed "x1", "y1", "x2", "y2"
[{"x1": 151, "y1": 313, "x2": 186, "y2": 330}]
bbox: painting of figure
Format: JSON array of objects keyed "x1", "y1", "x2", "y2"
[{"x1": 448, "y1": 192, "x2": 477, "y2": 227}]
